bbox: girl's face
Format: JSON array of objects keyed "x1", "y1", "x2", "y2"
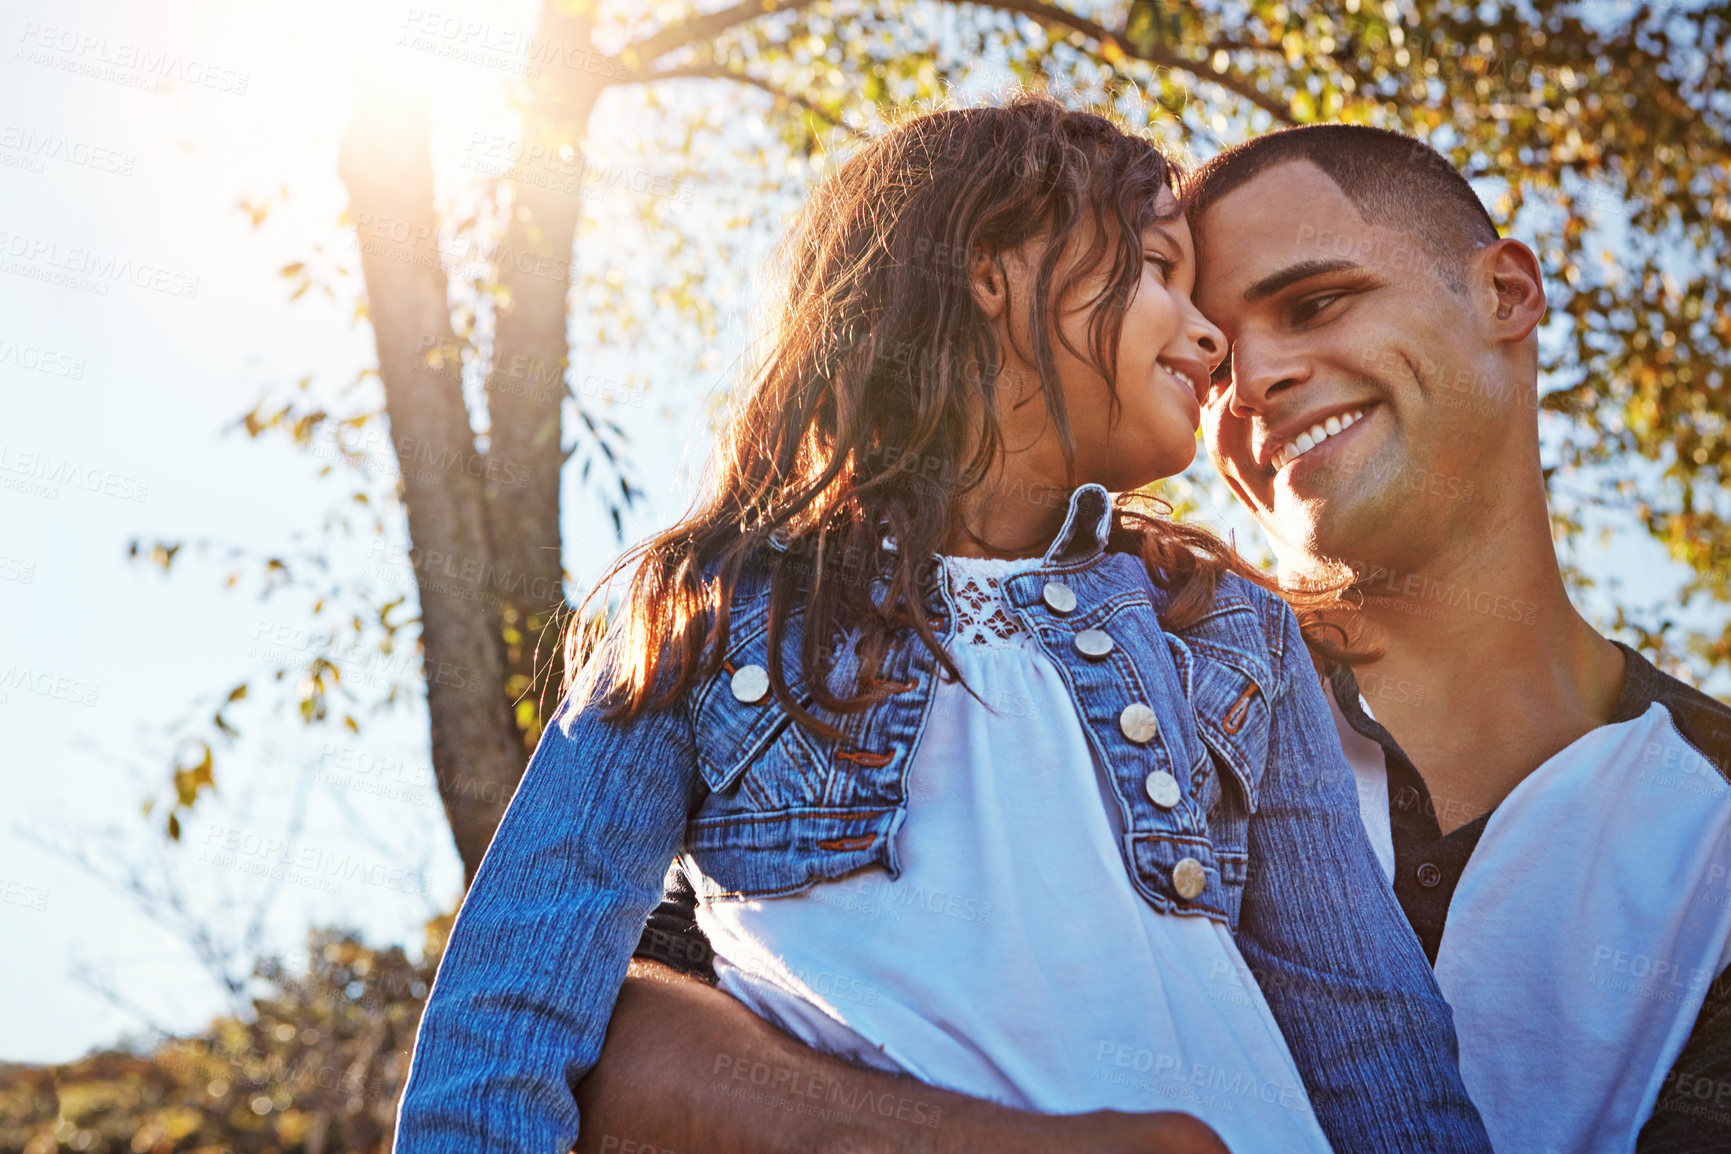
[{"x1": 986, "y1": 189, "x2": 1226, "y2": 494}]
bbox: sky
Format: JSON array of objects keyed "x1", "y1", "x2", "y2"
[
  {"x1": 0, "y1": 0, "x2": 729, "y2": 1061},
  {"x1": 0, "y1": 0, "x2": 1710, "y2": 1064}
]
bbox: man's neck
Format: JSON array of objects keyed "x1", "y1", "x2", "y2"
[{"x1": 1322, "y1": 498, "x2": 1627, "y2": 834}]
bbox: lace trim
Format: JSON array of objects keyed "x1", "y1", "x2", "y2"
[{"x1": 942, "y1": 556, "x2": 1040, "y2": 649}]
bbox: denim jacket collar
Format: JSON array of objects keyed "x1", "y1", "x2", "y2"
[{"x1": 1041, "y1": 483, "x2": 1114, "y2": 568}]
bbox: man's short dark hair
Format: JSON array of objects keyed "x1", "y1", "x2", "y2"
[{"x1": 1183, "y1": 124, "x2": 1500, "y2": 289}]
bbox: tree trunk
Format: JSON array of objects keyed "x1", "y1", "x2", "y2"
[
  {"x1": 485, "y1": 1, "x2": 608, "y2": 743},
  {"x1": 337, "y1": 89, "x2": 526, "y2": 885}
]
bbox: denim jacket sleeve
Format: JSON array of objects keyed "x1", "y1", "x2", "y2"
[
  {"x1": 1235, "y1": 597, "x2": 1492, "y2": 1154},
  {"x1": 393, "y1": 688, "x2": 700, "y2": 1154}
]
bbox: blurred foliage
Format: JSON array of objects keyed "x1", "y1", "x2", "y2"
[
  {"x1": 141, "y1": 1, "x2": 1731, "y2": 849},
  {"x1": 0, "y1": 919, "x2": 449, "y2": 1154}
]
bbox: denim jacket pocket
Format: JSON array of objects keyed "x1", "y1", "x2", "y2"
[
  {"x1": 686, "y1": 646, "x2": 905, "y2": 899},
  {"x1": 690, "y1": 676, "x2": 833, "y2": 810},
  {"x1": 1186, "y1": 643, "x2": 1272, "y2": 815},
  {"x1": 685, "y1": 804, "x2": 903, "y2": 900}
]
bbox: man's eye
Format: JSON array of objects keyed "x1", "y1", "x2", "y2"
[{"x1": 1293, "y1": 292, "x2": 1343, "y2": 323}]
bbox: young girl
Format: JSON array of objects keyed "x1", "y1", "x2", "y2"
[{"x1": 396, "y1": 97, "x2": 1489, "y2": 1154}]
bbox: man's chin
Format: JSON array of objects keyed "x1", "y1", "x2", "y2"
[{"x1": 1262, "y1": 490, "x2": 1386, "y2": 575}]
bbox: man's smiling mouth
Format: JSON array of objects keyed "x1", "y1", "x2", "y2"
[{"x1": 1272, "y1": 408, "x2": 1366, "y2": 472}]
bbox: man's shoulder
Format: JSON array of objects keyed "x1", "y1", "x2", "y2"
[{"x1": 1615, "y1": 642, "x2": 1731, "y2": 785}]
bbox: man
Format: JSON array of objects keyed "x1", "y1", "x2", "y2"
[{"x1": 567, "y1": 126, "x2": 1731, "y2": 1153}]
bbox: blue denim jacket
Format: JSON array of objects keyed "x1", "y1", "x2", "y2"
[{"x1": 397, "y1": 485, "x2": 1490, "y2": 1154}]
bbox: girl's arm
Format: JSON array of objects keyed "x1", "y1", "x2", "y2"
[
  {"x1": 393, "y1": 692, "x2": 700, "y2": 1154},
  {"x1": 1234, "y1": 601, "x2": 1493, "y2": 1154}
]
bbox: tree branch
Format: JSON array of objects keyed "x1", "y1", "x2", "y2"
[
  {"x1": 967, "y1": 0, "x2": 1295, "y2": 123},
  {"x1": 630, "y1": 64, "x2": 867, "y2": 138},
  {"x1": 625, "y1": 0, "x2": 824, "y2": 68},
  {"x1": 625, "y1": 0, "x2": 1293, "y2": 123}
]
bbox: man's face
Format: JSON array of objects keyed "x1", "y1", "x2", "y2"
[{"x1": 1190, "y1": 161, "x2": 1521, "y2": 574}]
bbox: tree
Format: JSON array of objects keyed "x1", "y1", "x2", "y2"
[
  {"x1": 137, "y1": 0, "x2": 1731, "y2": 883},
  {"x1": 0, "y1": 921, "x2": 446, "y2": 1154}
]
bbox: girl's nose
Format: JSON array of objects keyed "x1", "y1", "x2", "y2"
[{"x1": 1192, "y1": 316, "x2": 1227, "y2": 372}]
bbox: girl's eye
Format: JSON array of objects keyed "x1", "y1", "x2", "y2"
[{"x1": 1144, "y1": 253, "x2": 1175, "y2": 280}]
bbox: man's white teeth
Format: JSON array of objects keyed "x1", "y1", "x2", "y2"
[{"x1": 1274, "y1": 409, "x2": 1365, "y2": 471}]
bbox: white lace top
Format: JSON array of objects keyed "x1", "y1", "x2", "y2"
[{"x1": 696, "y1": 555, "x2": 1334, "y2": 1151}]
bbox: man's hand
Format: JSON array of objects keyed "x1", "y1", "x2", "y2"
[
  {"x1": 1036, "y1": 1110, "x2": 1230, "y2": 1154},
  {"x1": 575, "y1": 963, "x2": 1228, "y2": 1154}
]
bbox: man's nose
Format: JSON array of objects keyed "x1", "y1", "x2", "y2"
[{"x1": 1225, "y1": 336, "x2": 1308, "y2": 418}]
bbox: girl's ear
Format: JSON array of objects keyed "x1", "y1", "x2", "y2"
[{"x1": 969, "y1": 248, "x2": 1008, "y2": 320}]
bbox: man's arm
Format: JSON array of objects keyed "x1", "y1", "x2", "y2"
[
  {"x1": 1637, "y1": 962, "x2": 1731, "y2": 1152},
  {"x1": 574, "y1": 962, "x2": 1229, "y2": 1154}
]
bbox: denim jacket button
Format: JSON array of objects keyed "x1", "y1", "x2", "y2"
[
  {"x1": 1119, "y1": 703, "x2": 1159, "y2": 743},
  {"x1": 1042, "y1": 581, "x2": 1077, "y2": 614},
  {"x1": 1074, "y1": 628, "x2": 1114, "y2": 658},
  {"x1": 1144, "y1": 770, "x2": 1181, "y2": 809},
  {"x1": 1172, "y1": 857, "x2": 1206, "y2": 900},
  {"x1": 730, "y1": 664, "x2": 771, "y2": 704}
]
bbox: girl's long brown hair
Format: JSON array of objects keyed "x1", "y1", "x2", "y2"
[{"x1": 567, "y1": 95, "x2": 1361, "y2": 729}]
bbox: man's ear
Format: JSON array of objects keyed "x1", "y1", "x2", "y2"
[
  {"x1": 969, "y1": 248, "x2": 1008, "y2": 320},
  {"x1": 1481, "y1": 239, "x2": 1547, "y2": 342}
]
